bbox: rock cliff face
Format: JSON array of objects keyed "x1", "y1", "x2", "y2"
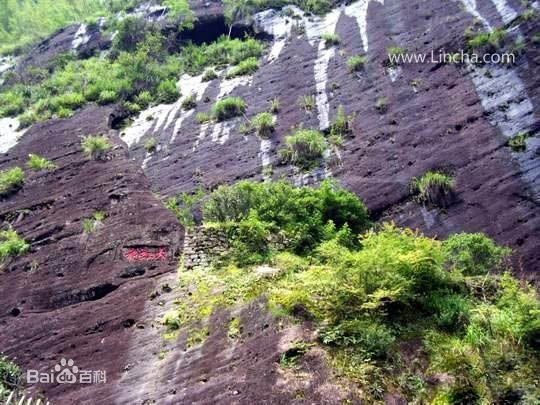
[{"x1": 0, "y1": 0, "x2": 538, "y2": 403}]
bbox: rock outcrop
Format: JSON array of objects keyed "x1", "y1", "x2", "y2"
[{"x1": 0, "y1": 0, "x2": 538, "y2": 403}]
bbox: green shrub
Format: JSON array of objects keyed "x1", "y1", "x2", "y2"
[
  {"x1": 387, "y1": 46, "x2": 406, "y2": 57},
  {"x1": 0, "y1": 354, "x2": 22, "y2": 397},
  {"x1": 97, "y1": 90, "x2": 118, "y2": 105},
  {"x1": 321, "y1": 32, "x2": 340, "y2": 47},
  {"x1": 180, "y1": 36, "x2": 263, "y2": 75},
  {"x1": 81, "y1": 135, "x2": 112, "y2": 160},
  {"x1": 181, "y1": 94, "x2": 197, "y2": 110},
  {"x1": 111, "y1": 16, "x2": 149, "y2": 54},
  {"x1": 298, "y1": 95, "x2": 315, "y2": 112},
  {"x1": 211, "y1": 97, "x2": 246, "y2": 121},
  {"x1": 507, "y1": 132, "x2": 529, "y2": 152},
  {"x1": 203, "y1": 179, "x2": 369, "y2": 253},
  {"x1": 225, "y1": 57, "x2": 259, "y2": 79},
  {"x1": 321, "y1": 319, "x2": 395, "y2": 358},
  {"x1": 135, "y1": 91, "x2": 153, "y2": 109},
  {"x1": 0, "y1": 91, "x2": 25, "y2": 117},
  {"x1": 444, "y1": 233, "x2": 510, "y2": 276},
  {"x1": 157, "y1": 79, "x2": 180, "y2": 104},
  {"x1": 202, "y1": 69, "x2": 218, "y2": 82},
  {"x1": 26, "y1": 154, "x2": 56, "y2": 171},
  {"x1": 0, "y1": 167, "x2": 24, "y2": 196},
  {"x1": 165, "y1": 188, "x2": 206, "y2": 227},
  {"x1": 251, "y1": 112, "x2": 274, "y2": 138},
  {"x1": 411, "y1": 171, "x2": 454, "y2": 206},
  {"x1": 0, "y1": 228, "x2": 29, "y2": 260},
  {"x1": 347, "y1": 55, "x2": 367, "y2": 72},
  {"x1": 52, "y1": 92, "x2": 85, "y2": 110},
  {"x1": 467, "y1": 29, "x2": 506, "y2": 53},
  {"x1": 281, "y1": 128, "x2": 327, "y2": 169}
]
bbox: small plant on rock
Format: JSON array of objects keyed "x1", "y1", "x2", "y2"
[
  {"x1": 269, "y1": 97, "x2": 280, "y2": 113},
  {"x1": 0, "y1": 167, "x2": 24, "y2": 196},
  {"x1": 26, "y1": 154, "x2": 56, "y2": 171},
  {"x1": 82, "y1": 211, "x2": 106, "y2": 234},
  {"x1": 298, "y1": 95, "x2": 315, "y2": 112},
  {"x1": 196, "y1": 112, "x2": 211, "y2": 124},
  {"x1": 144, "y1": 137, "x2": 157, "y2": 152},
  {"x1": 251, "y1": 112, "x2": 275, "y2": 138},
  {"x1": 202, "y1": 69, "x2": 218, "y2": 82},
  {"x1": 347, "y1": 55, "x2": 367, "y2": 72},
  {"x1": 211, "y1": 97, "x2": 246, "y2": 121},
  {"x1": 181, "y1": 94, "x2": 197, "y2": 110},
  {"x1": 411, "y1": 171, "x2": 454, "y2": 206},
  {"x1": 81, "y1": 135, "x2": 112, "y2": 160},
  {"x1": 321, "y1": 32, "x2": 340, "y2": 47},
  {"x1": 329, "y1": 105, "x2": 354, "y2": 145},
  {"x1": 507, "y1": 132, "x2": 529, "y2": 152},
  {"x1": 0, "y1": 228, "x2": 29, "y2": 260},
  {"x1": 375, "y1": 96, "x2": 388, "y2": 113}
]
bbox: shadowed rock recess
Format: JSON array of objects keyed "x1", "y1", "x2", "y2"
[{"x1": 0, "y1": 0, "x2": 538, "y2": 403}]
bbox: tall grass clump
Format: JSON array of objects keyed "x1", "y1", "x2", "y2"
[
  {"x1": 251, "y1": 112, "x2": 274, "y2": 138},
  {"x1": 211, "y1": 97, "x2": 246, "y2": 121},
  {"x1": 280, "y1": 128, "x2": 327, "y2": 170},
  {"x1": 81, "y1": 135, "x2": 112, "y2": 160},
  {"x1": 411, "y1": 170, "x2": 454, "y2": 206}
]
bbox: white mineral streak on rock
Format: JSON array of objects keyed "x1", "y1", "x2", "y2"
[
  {"x1": 0, "y1": 56, "x2": 15, "y2": 85},
  {"x1": 253, "y1": 8, "x2": 295, "y2": 63},
  {"x1": 467, "y1": 62, "x2": 539, "y2": 198},
  {"x1": 170, "y1": 74, "x2": 210, "y2": 143},
  {"x1": 387, "y1": 65, "x2": 402, "y2": 82},
  {"x1": 459, "y1": 2, "x2": 539, "y2": 198},
  {"x1": 259, "y1": 139, "x2": 272, "y2": 180},
  {"x1": 196, "y1": 75, "x2": 253, "y2": 148},
  {"x1": 72, "y1": 24, "x2": 90, "y2": 49},
  {"x1": 304, "y1": 7, "x2": 342, "y2": 130},
  {"x1": 122, "y1": 104, "x2": 171, "y2": 147},
  {"x1": 420, "y1": 206, "x2": 436, "y2": 229},
  {"x1": 0, "y1": 118, "x2": 26, "y2": 153},
  {"x1": 345, "y1": 0, "x2": 384, "y2": 53},
  {"x1": 458, "y1": 0, "x2": 492, "y2": 30},
  {"x1": 489, "y1": 0, "x2": 517, "y2": 24}
]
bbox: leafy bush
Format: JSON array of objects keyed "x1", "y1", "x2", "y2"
[
  {"x1": 281, "y1": 128, "x2": 327, "y2": 169},
  {"x1": 0, "y1": 355, "x2": 22, "y2": 399},
  {"x1": 98, "y1": 90, "x2": 118, "y2": 105},
  {"x1": 225, "y1": 57, "x2": 259, "y2": 79},
  {"x1": 202, "y1": 179, "x2": 370, "y2": 253},
  {"x1": 444, "y1": 233, "x2": 510, "y2": 276},
  {"x1": 0, "y1": 167, "x2": 24, "y2": 196},
  {"x1": 0, "y1": 228, "x2": 29, "y2": 260},
  {"x1": 321, "y1": 32, "x2": 340, "y2": 47},
  {"x1": 110, "y1": 16, "x2": 150, "y2": 55},
  {"x1": 157, "y1": 79, "x2": 180, "y2": 104},
  {"x1": 81, "y1": 135, "x2": 112, "y2": 160},
  {"x1": 411, "y1": 171, "x2": 454, "y2": 206},
  {"x1": 165, "y1": 188, "x2": 205, "y2": 227},
  {"x1": 26, "y1": 154, "x2": 56, "y2": 171},
  {"x1": 347, "y1": 55, "x2": 367, "y2": 72},
  {"x1": 251, "y1": 112, "x2": 274, "y2": 138},
  {"x1": 211, "y1": 97, "x2": 246, "y2": 121}
]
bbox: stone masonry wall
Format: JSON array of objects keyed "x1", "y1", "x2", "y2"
[{"x1": 183, "y1": 226, "x2": 230, "y2": 269}]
